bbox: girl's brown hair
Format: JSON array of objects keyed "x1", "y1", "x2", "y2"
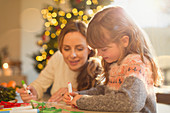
[
  {"x1": 58, "y1": 20, "x2": 102, "y2": 91},
  {"x1": 87, "y1": 6, "x2": 163, "y2": 86}
]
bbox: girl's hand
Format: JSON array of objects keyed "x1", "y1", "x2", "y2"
[
  {"x1": 17, "y1": 85, "x2": 38, "y2": 103},
  {"x1": 63, "y1": 92, "x2": 72, "y2": 105},
  {"x1": 48, "y1": 87, "x2": 68, "y2": 102},
  {"x1": 70, "y1": 93, "x2": 83, "y2": 107}
]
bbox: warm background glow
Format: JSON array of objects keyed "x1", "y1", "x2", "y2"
[{"x1": 112, "y1": 0, "x2": 170, "y2": 28}]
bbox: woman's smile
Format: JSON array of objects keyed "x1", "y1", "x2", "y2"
[{"x1": 69, "y1": 60, "x2": 80, "y2": 66}]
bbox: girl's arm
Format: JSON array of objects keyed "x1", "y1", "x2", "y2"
[
  {"x1": 76, "y1": 76, "x2": 147, "y2": 112},
  {"x1": 76, "y1": 85, "x2": 105, "y2": 95}
]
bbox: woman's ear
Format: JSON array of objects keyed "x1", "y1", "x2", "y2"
[
  {"x1": 88, "y1": 49, "x2": 91, "y2": 55},
  {"x1": 121, "y1": 36, "x2": 129, "y2": 48}
]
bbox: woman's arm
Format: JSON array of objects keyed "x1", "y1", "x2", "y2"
[
  {"x1": 17, "y1": 85, "x2": 38, "y2": 103},
  {"x1": 30, "y1": 51, "x2": 61, "y2": 99}
]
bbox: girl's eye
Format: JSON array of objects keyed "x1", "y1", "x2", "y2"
[
  {"x1": 101, "y1": 48, "x2": 107, "y2": 51},
  {"x1": 77, "y1": 47, "x2": 84, "y2": 51}
]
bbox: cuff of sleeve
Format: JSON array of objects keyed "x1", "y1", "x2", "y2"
[{"x1": 30, "y1": 83, "x2": 43, "y2": 100}]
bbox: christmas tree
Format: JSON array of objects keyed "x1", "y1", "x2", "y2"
[{"x1": 32, "y1": 0, "x2": 113, "y2": 73}]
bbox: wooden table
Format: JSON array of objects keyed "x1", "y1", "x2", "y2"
[
  {"x1": 40, "y1": 94, "x2": 139, "y2": 113},
  {"x1": 156, "y1": 93, "x2": 170, "y2": 105},
  {"x1": 46, "y1": 102, "x2": 140, "y2": 113}
]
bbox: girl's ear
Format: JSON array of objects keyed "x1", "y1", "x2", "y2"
[{"x1": 121, "y1": 36, "x2": 129, "y2": 48}]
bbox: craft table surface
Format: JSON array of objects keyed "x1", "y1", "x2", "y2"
[
  {"x1": 40, "y1": 94, "x2": 139, "y2": 113},
  {"x1": 50, "y1": 102, "x2": 140, "y2": 113},
  {"x1": 15, "y1": 93, "x2": 139, "y2": 113}
]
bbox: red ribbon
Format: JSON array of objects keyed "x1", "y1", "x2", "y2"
[{"x1": 0, "y1": 101, "x2": 30, "y2": 108}]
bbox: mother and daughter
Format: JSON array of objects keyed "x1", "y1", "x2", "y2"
[
  {"x1": 63, "y1": 6, "x2": 163, "y2": 113},
  {"x1": 18, "y1": 20, "x2": 103, "y2": 102},
  {"x1": 18, "y1": 5, "x2": 163, "y2": 113}
]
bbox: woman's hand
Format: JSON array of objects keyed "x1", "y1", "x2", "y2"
[
  {"x1": 17, "y1": 85, "x2": 38, "y2": 103},
  {"x1": 48, "y1": 87, "x2": 68, "y2": 102}
]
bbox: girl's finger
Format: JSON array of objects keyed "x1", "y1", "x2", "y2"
[
  {"x1": 63, "y1": 98, "x2": 71, "y2": 104},
  {"x1": 70, "y1": 92, "x2": 78, "y2": 97}
]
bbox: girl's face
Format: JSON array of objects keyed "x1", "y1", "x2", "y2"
[
  {"x1": 61, "y1": 31, "x2": 89, "y2": 71},
  {"x1": 97, "y1": 42, "x2": 121, "y2": 63}
]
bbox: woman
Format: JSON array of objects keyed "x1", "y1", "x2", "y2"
[{"x1": 17, "y1": 20, "x2": 102, "y2": 103}]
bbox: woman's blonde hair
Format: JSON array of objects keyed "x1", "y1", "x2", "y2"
[
  {"x1": 58, "y1": 20, "x2": 102, "y2": 91},
  {"x1": 87, "y1": 6, "x2": 163, "y2": 86}
]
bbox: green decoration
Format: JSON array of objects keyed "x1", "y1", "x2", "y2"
[
  {"x1": 30, "y1": 100, "x2": 62, "y2": 113},
  {"x1": 0, "y1": 86, "x2": 16, "y2": 102},
  {"x1": 30, "y1": 100, "x2": 83, "y2": 113}
]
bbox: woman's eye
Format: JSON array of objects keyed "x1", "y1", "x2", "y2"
[{"x1": 63, "y1": 48, "x2": 70, "y2": 51}]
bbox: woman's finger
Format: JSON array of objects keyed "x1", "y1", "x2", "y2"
[{"x1": 48, "y1": 87, "x2": 68, "y2": 102}]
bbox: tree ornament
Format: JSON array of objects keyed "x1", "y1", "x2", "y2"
[{"x1": 42, "y1": 35, "x2": 50, "y2": 43}]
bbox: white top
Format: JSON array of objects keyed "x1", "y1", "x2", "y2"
[{"x1": 30, "y1": 51, "x2": 79, "y2": 99}]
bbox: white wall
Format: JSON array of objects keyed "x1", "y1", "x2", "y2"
[
  {"x1": 0, "y1": 0, "x2": 21, "y2": 61},
  {"x1": 144, "y1": 27, "x2": 170, "y2": 85},
  {"x1": 144, "y1": 27, "x2": 170, "y2": 56},
  {"x1": 20, "y1": 0, "x2": 56, "y2": 84}
]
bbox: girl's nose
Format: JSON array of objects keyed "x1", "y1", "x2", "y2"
[{"x1": 97, "y1": 50, "x2": 102, "y2": 56}]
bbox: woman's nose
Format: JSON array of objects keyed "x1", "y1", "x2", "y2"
[{"x1": 70, "y1": 51, "x2": 77, "y2": 58}]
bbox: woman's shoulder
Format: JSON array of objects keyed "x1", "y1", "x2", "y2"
[
  {"x1": 53, "y1": 50, "x2": 63, "y2": 57},
  {"x1": 49, "y1": 51, "x2": 63, "y2": 61},
  {"x1": 47, "y1": 50, "x2": 64, "y2": 65}
]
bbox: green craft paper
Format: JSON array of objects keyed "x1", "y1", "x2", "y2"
[{"x1": 30, "y1": 100, "x2": 83, "y2": 113}]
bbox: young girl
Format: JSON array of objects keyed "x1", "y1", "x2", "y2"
[{"x1": 63, "y1": 6, "x2": 163, "y2": 113}]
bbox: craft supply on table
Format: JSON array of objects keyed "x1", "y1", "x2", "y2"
[
  {"x1": 68, "y1": 82, "x2": 73, "y2": 101},
  {"x1": 0, "y1": 100, "x2": 84, "y2": 113},
  {"x1": 0, "y1": 108, "x2": 39, "y2": 113},
  {"x1": 0, "y1": 105, "x2": 38, "y2": 113},
  {"x1": 0, "y1": 101, "x2": 29, "y2": 108},
  {"x1": 21, "y1": 80, "x2": 31, "y2": 95}
]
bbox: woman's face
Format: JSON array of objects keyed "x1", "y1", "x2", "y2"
[{"x1": 61, "y1": 31, "x2": 89, "y2": 71}]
